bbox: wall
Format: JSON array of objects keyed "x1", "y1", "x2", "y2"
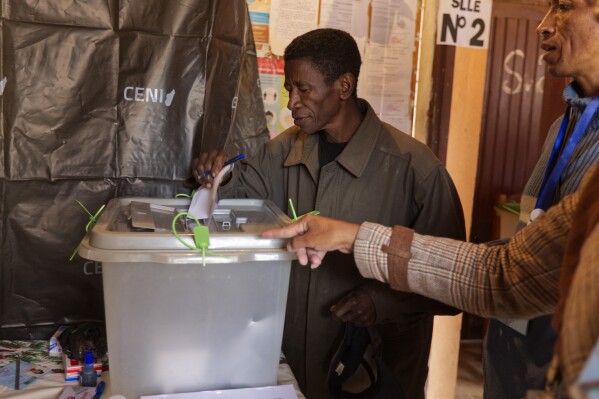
[{"x1": 413, "y1": 1, "x2": 488, "y2": 397}]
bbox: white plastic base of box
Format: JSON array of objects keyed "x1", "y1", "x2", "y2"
[
  {"x1": 103, "y1": 259, "x2": 291, "y2": 399},
  {"x1": 141, "y1": 384, "x2": 298, "y2": 399}
]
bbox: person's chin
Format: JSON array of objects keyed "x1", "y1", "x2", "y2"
[
  {"x1": 544, "y1": 55, "x2": 567, "y2": 77},
  {"x1": 547, "y1": 63, "x2": 569, "y2": 78},
  {"x1": 294, "y1": 118, "x2": 315, "y2": 133},
  {"x1": 542, "y1": 49, "x2": 559, "y2": 65}
]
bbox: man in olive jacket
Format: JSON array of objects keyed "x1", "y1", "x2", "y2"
[{"x1": 193, "y1": 28, "x2": 465, "y2": 399}]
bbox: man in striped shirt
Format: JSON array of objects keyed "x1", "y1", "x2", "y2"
[
  {"x1": 262, "y1": 161, "x2": 599, "y2": 396},
  {"x1": 482, "y1": 1, "x2": 599, "y2": 396}
]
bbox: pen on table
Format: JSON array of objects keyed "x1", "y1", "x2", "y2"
[
  {"x1": 199, "y1": 153, "x2": 244, "y2": 178},
  {"x1": 93, "y1": 381, "x2": 106, "y2": 399},
  {"x1": 14, "y1": 356, "x2": 20, "y2": 390}
]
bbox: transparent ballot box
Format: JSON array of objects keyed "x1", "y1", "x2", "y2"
[{"x1": 79, "y1": 197, "x2": 294, "y2": 398}]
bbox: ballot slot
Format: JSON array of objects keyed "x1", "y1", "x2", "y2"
[{"x1": 210, "y1": 208, "x2": 249, "y2": 232}]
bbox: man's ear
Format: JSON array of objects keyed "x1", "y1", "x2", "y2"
[{"x1": 338, "y1": 73, "x2": 356, "y2": 100}]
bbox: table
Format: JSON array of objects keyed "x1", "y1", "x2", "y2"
[{"x1": 0, "y1": 341, "x2": 305, "y2": 399}]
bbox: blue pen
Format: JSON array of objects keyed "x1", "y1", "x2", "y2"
[
  {"x1": 93, "y1": 381, "x2": 106, "y2": 399},
  {"x1": 199, "y1": 153, "x2": 245, "y2": 178}
]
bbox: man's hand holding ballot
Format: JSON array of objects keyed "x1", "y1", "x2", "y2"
[{"x1": 192, "y1": 149, "x2": 231, "y2": 188}]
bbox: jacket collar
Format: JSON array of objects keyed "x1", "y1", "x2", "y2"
[
  {"x1": 563, "y1": 82, "x2": 599, "y2": 130},
  {"x1": 283, "y1": 99, "x2": 381, "y2": 179},
  {"x1": 564, "y1": 82, "x2": 597, "y2": 108}
]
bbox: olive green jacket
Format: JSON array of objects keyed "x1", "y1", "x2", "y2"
[{"x1": 220, "y1": 100, "x2": 465, "y2": 398}]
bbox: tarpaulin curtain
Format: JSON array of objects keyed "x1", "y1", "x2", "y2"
[{"x1": 0, "y1": 0, "x2": 268, "y2": 339}]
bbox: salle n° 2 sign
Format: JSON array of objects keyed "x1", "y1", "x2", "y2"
[{"x1": 437, "y1": 0, "x2": 493, "y2": 49}]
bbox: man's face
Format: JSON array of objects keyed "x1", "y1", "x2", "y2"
[
  {"x1": 284, "y1": 58, "x2": 342, "y2": 135},
  {"x1": 537, "y1": 0, "x2": 599, "y2": 80}
]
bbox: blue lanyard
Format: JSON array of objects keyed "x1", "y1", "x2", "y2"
[{"x1": 536, "y1": 97, "x2": 599, "y2": 211}]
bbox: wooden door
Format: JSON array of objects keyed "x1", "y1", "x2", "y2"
[{"x1": 469, "y1": 0, "x2": 567, "y2": 243}]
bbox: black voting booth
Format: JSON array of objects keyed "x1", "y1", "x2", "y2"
[{"x1": 0, "y1": 0, "x2": 269, "y2": 339}]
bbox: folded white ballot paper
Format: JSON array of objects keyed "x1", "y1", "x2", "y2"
[
  {"x1": 577, "y1": 338, "x2": 599, "y2": 396},
  {"x1": 140, "y1": 384, "x2": 298, "y2": 399},
  {"x1": 188, "y1": 164, "x2": 233, "y2": 220}
]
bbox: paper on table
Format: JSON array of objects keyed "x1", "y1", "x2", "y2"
[
  {"x1": 578, "y1": 338, "x2": 599, "y2": 389},
  {"x1": 141, "y1": 383, "x2": 298, "y2": 399},
  {"x1": 187, "y1": 164, "x2": 234, "y2": 220},
  {"x1": 0, "y1": 360, "x2": 36, "y2": 389},
  {"x1": 58, "y1": 386, "x2": 96, "y2": 399}
]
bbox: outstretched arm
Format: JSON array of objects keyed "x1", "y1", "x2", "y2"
[{"x1": 263, "y1": 192, "x2": 579, "y2": 319}]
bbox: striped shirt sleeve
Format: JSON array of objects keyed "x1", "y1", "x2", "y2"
[
  {"x1": 354, "y1": 222, "x2": 392, "y2": 283},
  {"x1": 354, "y1": 192, "x2": 579, "y2": 319}
]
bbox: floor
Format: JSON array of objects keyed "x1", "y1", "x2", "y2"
[{"x1": 455, "y1": 339, "x2": 484, "y2": 399}]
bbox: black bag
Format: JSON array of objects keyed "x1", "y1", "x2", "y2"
[{"x1": 328, "y1": 324, "x2": 405, "y2": 399}]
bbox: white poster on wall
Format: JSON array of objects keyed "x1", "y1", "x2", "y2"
[
  {"x1": 319, "y1": 0, "x2": 369, "y2": 56},
  {"x1": 266, "y1": 0, "x2": 419, "y2": 134},
  {"x1": 269, "y1": 0, "x2": 319, "y2": 56},
  {"x1": 359, "y1": 0, "x2": 418, "y2": 133},
  {"x1": 436, "y1": 0, "x2": 493, "y2": 49}
]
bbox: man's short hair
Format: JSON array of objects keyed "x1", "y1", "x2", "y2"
[{"x1": 284, "y1": 29, "x2": 362, "y2": 94}]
